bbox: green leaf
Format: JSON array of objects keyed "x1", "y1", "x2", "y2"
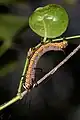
[
  {"x1": 29, "y1": 4, "x2": 69, "y2": 39},
  {"x1": 0, "y1": 14, "x2": 28, "y2": 56}
]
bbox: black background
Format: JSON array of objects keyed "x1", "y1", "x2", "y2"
[{"x1": 0, "y1": 0, "x2": 80, "y2": 120}]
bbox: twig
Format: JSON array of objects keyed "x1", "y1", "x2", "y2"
[
  {"x1": 0, "y1": 35, "x2": 80, "y2": 111},
  {"x1": 17, "y1": 56, "x2": 29, "y2": 95},
  {"x1": 18, "y1": 34, "x2": 80, "y2": 92},
  {"x1": 34, "y1": 35, "x2": 80, "y2": 48},
  {"x1": 0, "y1": 44, "x2": 80, "y2": 111},
  {"x1": 35, "y1": 44, "x2": 80, "y2": 85},
  {"x1": 52, "y1": 35, "x2": 80, "y2": 42},
  {"x1": 0, "y1": 90, "x2": 28, "y2": 111}
]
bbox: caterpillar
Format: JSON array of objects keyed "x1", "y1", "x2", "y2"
[{"x1": 25, "y1": 41, "x2": 68, "y2": 90}]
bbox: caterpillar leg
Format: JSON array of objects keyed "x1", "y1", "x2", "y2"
[
  {"x1": 23, "y1": 84, "x2": 27, "y2": 90},
  {"x1": 34, "y1": 67, "x2": 43, "y2": 72},
  {"x1": 32, "y1": 78, "x2": 38, "y2": 88},
  {"x1": 32, "y1": 67, "x2": 44, "y2": 87},
  {"x1": 23, "y1": 83, "x2": 33, "y2": 92}
]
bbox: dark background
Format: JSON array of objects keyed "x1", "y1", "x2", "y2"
[{"x1": 0, "y1": 0, "x2": 80, "y2": 120}]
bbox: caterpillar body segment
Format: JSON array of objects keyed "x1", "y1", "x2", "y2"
[{"x1": 25, "y1": 41, "x2": 68, "y2": 90}]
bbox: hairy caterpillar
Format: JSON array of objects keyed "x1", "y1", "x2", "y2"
[{"x1": 25, "y1": 41, "x2": 68, "y2": 90}]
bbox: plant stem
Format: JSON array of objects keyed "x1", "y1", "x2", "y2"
[
  {"x1": 43, "y1": 36, "x2": 47, "y2": 43},
  {"x1": 34, "y1": 43, "x2": 41, "y2": 49},
  {"x1": 0, "y1": 90, "x2": 27, "y2": 111},
  {"x1": 17, "y1": 56, "x2": 29, "y2": 95},
  {"x1": 35, "y1": 35, "x2": 80, "y2": 48},
  {"x1": 52, "y1": 35, "x2": 80, "y2": 42},
  {"x1": 43, "y1": 19, "x2": 47, "y2": 43},
  {"x1": 0, "y1": 34, "x2": 80, "y2": 111},
  {"x1": 36, "y1": 44, "x2": 80, "y2": 85}
]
